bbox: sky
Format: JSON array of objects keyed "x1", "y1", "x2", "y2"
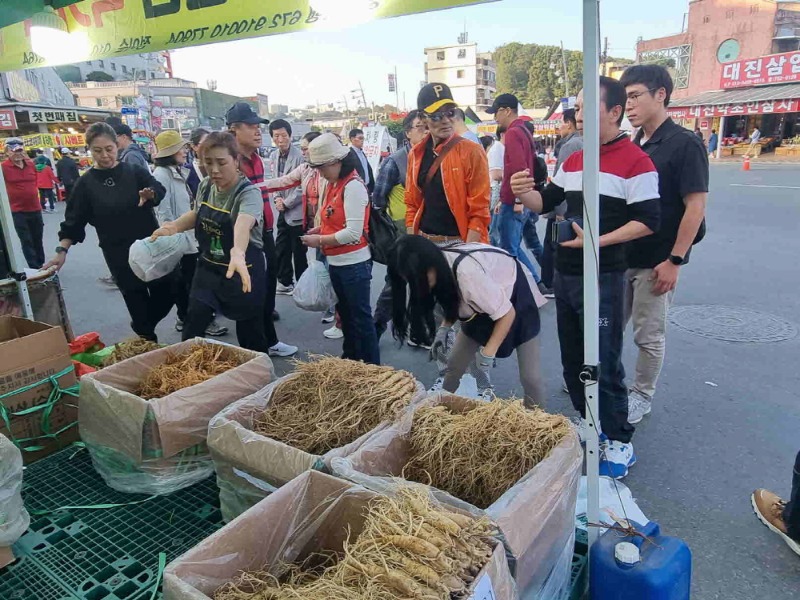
[{"x1": 170, "y1": 0, "x2": 687, "y2": 111}]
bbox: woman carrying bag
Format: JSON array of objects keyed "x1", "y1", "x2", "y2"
[
  {"x1": 300, "y1": 133, "x2": 379, "y2": 365},
  {"x1": 388, "y1": 235, "x2": 544, "y2": 406},
  {"x1": 150, "y1": 132, "x2": 269, "y2": 352}
]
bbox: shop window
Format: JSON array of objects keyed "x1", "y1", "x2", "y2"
[
  {"x1": 437, "y1": 51, "x2": 445, "y2": 60},
  {"x1": 171, "y1": 96, "x2": 194, "y2": 107},
  {"x1": 153, "y1": 95, "x2": 171, "y2": 106}
]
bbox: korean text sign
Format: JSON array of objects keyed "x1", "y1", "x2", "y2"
[{"x1": 720, "y1": 51, "x2": 800, "y2": 89}]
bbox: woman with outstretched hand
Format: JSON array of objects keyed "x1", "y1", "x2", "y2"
[
  {"x1": 45, "y1": 122, "x2": 172, "y2": 342},
  {"x1": 388, "y1": 235, "x2": 544, "y2": 406},
  {"x1": 150, "y1": 131, "x2": 269, "y2": 352}
]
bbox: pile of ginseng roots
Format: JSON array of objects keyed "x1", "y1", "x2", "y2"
[
  {"x1": 102, "y1": 338, "x2": 160, "y2": 367},
  {"x1": 136, "y1": 343, "x2": 249, "y2": 400},
  {"x1": 214, "y1": 486, "x2": 497, "y2": 600},
  {"x1": 403, "y1": 397, "x2": 571, "y2": 509},
  {"x1": 253, "y1": 357, "x2": 417, "y2": 455}
]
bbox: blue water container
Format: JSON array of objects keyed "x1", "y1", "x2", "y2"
[{"x1": 589, "y1": 521, "x2": 691, "y2": 600}]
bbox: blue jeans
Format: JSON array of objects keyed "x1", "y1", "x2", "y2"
[
  {"x1": 554, "y1": 270, "x2": 633, "y2": 443},
  {"x1": 497, "y1": 203, "x2": 540, "y2": 283},
  {"x1": 522, "y1": 211, "x2": 544, "y2": 264},
  {"x1": 329, "y1": 260, "x2": 380, "y2": 364}
]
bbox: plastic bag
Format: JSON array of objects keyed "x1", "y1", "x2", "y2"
[
  {"x1": 292, "y1": 260, "x2": 337, "y2": 312},
  {"x1": 0, "y1": 434, "x2": 30, "y2": 550},
  {"x1": 128, "y1": 234, "x2": 193, "y2": 283}
]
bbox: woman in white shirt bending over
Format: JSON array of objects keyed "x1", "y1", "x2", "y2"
[{"x1": 388, "y1": 235, "x2": 543, "y2": 406}]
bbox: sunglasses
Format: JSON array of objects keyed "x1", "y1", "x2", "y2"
[{"x1": 426, "y1": 108, "x2": 456, "y2": 122}]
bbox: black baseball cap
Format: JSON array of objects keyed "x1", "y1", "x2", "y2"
[
  {"x1": 417, "y1": 83, "x2": 457, "y2": 115},
  {"x1": 225, "y1": 102, "x2": 269, "y2": 126},
  {"x1": 486, "y1": 93, "x2": 519, "y2": 115}
]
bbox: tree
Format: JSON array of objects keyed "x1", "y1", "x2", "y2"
[
  {"x1": 383, "y1": 119, "x2": 404, "y2": 139},
  {"x1": 86, "y1": 71, "x2": 114, "y2": 82}
]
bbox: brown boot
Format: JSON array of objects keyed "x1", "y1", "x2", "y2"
[{"x1": 751, "y1": 489, "x2": 800, "y2": 556}]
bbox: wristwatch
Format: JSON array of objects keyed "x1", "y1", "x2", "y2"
[
  {"x1": 669, "y1": 254, "x2": 685, "y2": 266},
  {"x1": 55, "y1": 246, "x2": 68, "y2": 255}
]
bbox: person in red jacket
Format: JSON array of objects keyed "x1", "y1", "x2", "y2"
[
  {"x1": 1, "y1": 139, "x2": 45, "y2": 268},
  {"x1": 35, "y1": 155, "x2": 59, "y2": 213}
]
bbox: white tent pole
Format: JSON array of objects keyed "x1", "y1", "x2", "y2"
[
  {"x1": 582, "y1": 0, "x2": 601, "y2": 550},
  {"x1": 0, "y1": 166, "x2": 34, "y2": 319}
]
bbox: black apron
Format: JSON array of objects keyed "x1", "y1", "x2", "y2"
[
  {"x1": 191, "y1": 181, "x2": 265, "y2": 321},
  {"x1": 448, "y1": 247, "x2": 540, "y2": 359}
]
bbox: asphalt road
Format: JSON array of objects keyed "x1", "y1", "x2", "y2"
[{"x1": 41, "y1": 162, "x2": 800, "y2": 599}]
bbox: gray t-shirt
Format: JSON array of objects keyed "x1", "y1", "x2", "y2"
[{"x1": 197, "y1": 175, "x2": 264, "y2": 249}]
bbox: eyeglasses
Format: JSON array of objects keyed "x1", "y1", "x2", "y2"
[
  {"x1": 626, "y1": 88, "x2": 658, "y2": 105},
  {"x1": 426, "y1": 108, "x2": 456, "y2": 122}
]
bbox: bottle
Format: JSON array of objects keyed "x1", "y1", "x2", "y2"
[{"x1": 590, "y1": 521, "x2": 691, "y2": 600}]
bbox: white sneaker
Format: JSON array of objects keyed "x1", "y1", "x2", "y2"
[
  {"x1": 571, "y1": 417, "x2": 589, "y2": 444},
  {"x1": 627, "y1": 391, "x2": 652, "y2": 425},
  {"x1": 276, "y1": 283, "x2": 294, "y2": 295},
  {"x1": 599, "y1": 439, "x2": 636, "y2": 480},
  {"x1": 428, "y1": 377, "x2": 445, "y2": 394},
  {"x1": 478, "y1": 387, "x2": 495, "y2": 402},
  {"x1": 268, "y1": 342, "x2": 298, "y2": 357},
  {"x1": 321, "y1": 308, "x2": 335, "y2": 323},
  {"x1": 323, "y1": 325, "x2": 343, "y2": 339}
]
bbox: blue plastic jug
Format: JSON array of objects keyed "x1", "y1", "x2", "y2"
[{"x1": 589, "y1": 521, "x2": 691, "y2": 600}]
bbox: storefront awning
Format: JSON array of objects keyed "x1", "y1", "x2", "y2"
[{"x1": 671, "y1": 83, "x2": 800, "y2": 108}]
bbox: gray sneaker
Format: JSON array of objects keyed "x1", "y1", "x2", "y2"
[
  {"x1": 205, "y1": 320, "x2": 228, "y2": 337},
  {"x1": 427, "y1": 377, "x2": 445, "y2": 394},
  {"x1": 627, "y1": 391, "x2": 652, "y2": 425},
  {"x1": 276, "y1": 283, "x2": 294, "y2": 295}
]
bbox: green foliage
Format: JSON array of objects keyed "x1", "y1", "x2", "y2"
[
  {"x1": 494, "y1": 42, "x2": 631, "y2": 107},
  {"x1": 86, "y1": 70, "x2": 114, "y2": 82},
  {"x1": 383, "y1": 120, "x2": 405, "y2": 139}
]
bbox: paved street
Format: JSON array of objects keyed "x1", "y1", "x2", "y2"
[{"x1": 42, "y1": 162, "x2": 800, "y2": 599}]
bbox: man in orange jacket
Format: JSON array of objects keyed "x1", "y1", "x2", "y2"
[
  {"x1": 405, "y1": 83, "x2": 490, "y2": 244},
  {"x1": 404, "y1": 83, "x2": 492, "y2": 395}
]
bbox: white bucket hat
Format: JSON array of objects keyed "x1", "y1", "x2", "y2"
[{"x1": 307, "y1": 132, "x2": 350, "y2": 168}]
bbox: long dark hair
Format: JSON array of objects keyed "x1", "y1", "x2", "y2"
[
  {"x1": 388, "y1": 236, "x2": 460, "y2": 344},
  {"x1": 340, "y1": 148, "x2": 361, "y2": 179}
]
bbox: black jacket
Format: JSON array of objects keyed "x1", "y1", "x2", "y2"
[
  {"x1": 59, "y1": 162, "x2": 165, "y2": 250},
  {"x1": 56, "y1": 156, "x2": 80, "y2": 188}
]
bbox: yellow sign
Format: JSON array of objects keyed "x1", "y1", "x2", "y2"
[
  {"x1": 0, "y1": 133, "x2": 86, "y2": 151},
  {"x1": 0, "y1": 0, "x2": 495, "y2": 73}
]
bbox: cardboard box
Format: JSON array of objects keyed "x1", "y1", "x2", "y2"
[
  {"x1": 332, "y1": 394, "x2": 583, "y2": 598},
  {"x1": 0, "y1": 316, "x2": 78, "y2": 463},
  {"x1": 163, "y1": 471, "x2": 516, "y2": 600},
  {"x1": 207, "y1": 374, "x2": 425, "y2": 522},
  {"x1": 79, "y1": 338, "x2": 274, "y2": 495}
]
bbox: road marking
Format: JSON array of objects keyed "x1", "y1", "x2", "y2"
[{"x1": 729, "y1": 184, "x2": 800, "y2": 189}]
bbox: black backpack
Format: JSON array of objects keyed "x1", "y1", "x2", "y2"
[{"x1": 366, "y1": 207, "x2": 399, "y2": 265}]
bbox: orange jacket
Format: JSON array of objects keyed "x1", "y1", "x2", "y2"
[{"x1": 405, "y1": 134, "x2": 490, "y2": 243}]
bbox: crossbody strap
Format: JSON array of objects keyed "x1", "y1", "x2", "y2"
[{"x1": 424, "y1": 136, "x2": 464, "y2": 187}]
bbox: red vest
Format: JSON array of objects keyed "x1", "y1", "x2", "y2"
[{"x1": 320, "y1": 170, "x2": 370, "y2": 257}]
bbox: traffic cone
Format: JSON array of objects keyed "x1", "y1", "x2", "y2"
[{"x1": 743, "y1": 156, "x2": 751, "y2": 171}]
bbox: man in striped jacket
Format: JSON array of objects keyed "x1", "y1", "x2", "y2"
[{"x1": 511, "y1": 76, "x2": 661, "y2": 480}]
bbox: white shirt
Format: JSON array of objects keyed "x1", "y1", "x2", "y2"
[{"x1": 487, "y1": 141, "x2": 505, "y2": 173}]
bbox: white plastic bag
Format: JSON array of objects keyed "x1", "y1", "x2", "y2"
[
  {"x1": 0, "y1": 434, "x2": 30, "y2": 549},
  {"x1": 293, "y1": 260, "x2": 337, "y2": 312},
  {"x1": 128, "y1": 234, "x2": 193, "y2": 282}
]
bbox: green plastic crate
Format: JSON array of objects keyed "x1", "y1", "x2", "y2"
[
  {"x1": 0, "y1": 447, "x2": 223, "y2": 600},
  {"x1": 569, "y1": 551, "x2": 588, "y2": 600}
]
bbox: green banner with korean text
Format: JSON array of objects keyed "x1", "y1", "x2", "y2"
[{"x1": 0, "y1": 0, "x2": 496, "y2": 73}]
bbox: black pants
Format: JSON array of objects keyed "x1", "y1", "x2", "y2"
[
  {"x1": 63, "y1": 183, "x2": 75, "y2": 201},
  {"x1": 39, "y1": 188, "x2": 55, "y2": 211},
  {"x1": 540, "y1": 217, "x2": 556, "y2": 289},
  {"x1": 175, "y1": 253, "x2": 198, "y2": 322},
  {"x1": 785, "y1": 451, "x2": 800, "y2": 541},
  {"x1": 103, "y1": 245, "x2": 176, "y2": 342},
  {"x1": 12, "y1": 211, "x2": 45, "y2": 269},
  {"x1": 373, "y1": 273, "x2": 393, "y2": 331},
  {"x1": 275, "y1": 213, "x2": 308, "y2": 286},
  {"x1": 182, "y1": 297, "x2": 269, "y2": 353},
  {"x1": 554, "y1": 270, "x2": 633, "y2": 443},
  {"x1": 262, "y1": 228, "x2": 278, "y2": 347}
]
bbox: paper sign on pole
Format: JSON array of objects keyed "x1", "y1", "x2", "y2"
[
  {"x1": 362, "y1": 125, "x2": 387, "y2": 175},
  {"x1": 0, "y1": 0, "x2": 496, "y2": 73}
]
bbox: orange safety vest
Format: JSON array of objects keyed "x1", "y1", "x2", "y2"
[{"x1": 320, "y1": 170, "x2": 370, "y2": 257}]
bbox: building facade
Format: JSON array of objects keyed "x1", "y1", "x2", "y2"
[
  {"x1": 55, "y1": 52, "x2": 170, "y2": 84},
  {"x1": 637, "y1": 0, "x2": 800, "y2": 148},
  {"x1": 424, "y1": 38, "x2": 496, "y2": 116}
]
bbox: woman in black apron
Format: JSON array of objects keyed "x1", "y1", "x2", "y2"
[
  {"x1": 388, "y1": 235, "x2": 544, "y2": 407},
  {"x1": 150, "y1": 132, "x2": 269, "y2": 352}
]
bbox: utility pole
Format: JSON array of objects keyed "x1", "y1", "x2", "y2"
[
  {"x1": 560, "y1": 40, "x2": 570, "y2": 98},
  {"x1": 358, "y1": 81, "x2": 368, "y2": 113},
  {"x1": 342, "y1": 94, "x2": 349, "y2": 114},
  {"x1": 602, "y1": 36, "x2": 609, "y2": 76},
  {"x1": 394, "y1": 66, "x2": 400, "y2": 112}
]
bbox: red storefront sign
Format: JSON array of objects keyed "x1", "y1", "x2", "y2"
[
  {"x1": 667, "y1": 99, "x2": 800, "y2": 120},
  {"x1": 0, "y1": 109, "x2": 17, "y2": 130},
  {"x1": 720, "y1": 51, "x2": 800, "y2": 89}
]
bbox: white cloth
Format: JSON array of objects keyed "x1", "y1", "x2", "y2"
[{"x1": 488, "y1": 141, "x2": 505, "y2": 172}]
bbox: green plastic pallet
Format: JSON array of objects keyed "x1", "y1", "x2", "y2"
[
  {"x1": 0, "y1": 447, "x2": 223, "y2": 600},
  {"x1": 569, "y1": 552, "x2": 589, "y2": 600}
]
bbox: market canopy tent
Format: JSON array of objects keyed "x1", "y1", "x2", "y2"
[{"x1": 0, "y1": 0, "x2": 605, "y2": 551}]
